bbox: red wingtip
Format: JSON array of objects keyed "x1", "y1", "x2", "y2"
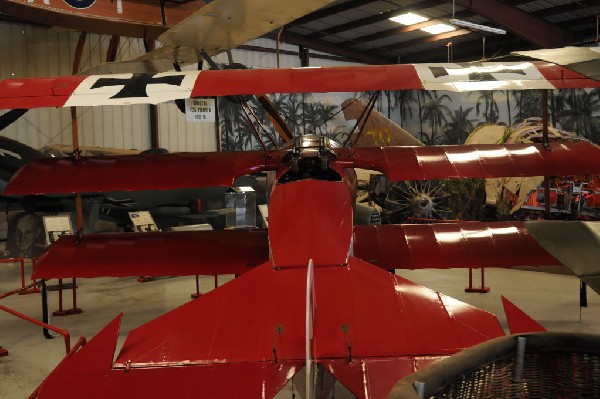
[
  {"x1": 36, "y1": 314, "x2": 123, "y2": 396},
  {"x1": 501, "y1": 295, "x2": 546, "y2": 334}
]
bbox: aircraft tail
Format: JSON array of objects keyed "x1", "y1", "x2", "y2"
[{"x1": 341, "y1": 98, "x2": 424, "y2": 147}]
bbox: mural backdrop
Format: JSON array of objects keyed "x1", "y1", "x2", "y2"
[{"x1": 218, "y1": 88, "x2": 600, "y2": 150}]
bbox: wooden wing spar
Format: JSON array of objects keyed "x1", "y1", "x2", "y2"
[{"x1": 1, "y1": 62, "x2": 598, "y2": 110}]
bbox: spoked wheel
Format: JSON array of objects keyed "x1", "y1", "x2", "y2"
[{"x1": 384, "y1": 180, "x2": 453, "y2": 223}]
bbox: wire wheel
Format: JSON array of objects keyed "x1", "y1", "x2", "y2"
[{"x1": 384, "y1": 180, "x2": 453, "y2": 223}]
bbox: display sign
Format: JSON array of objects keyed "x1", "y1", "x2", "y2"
[
  {"x1": 185, "y1": 98, "x2": 216, "y2": 123},
  {"x1": 128, "y1": 211, "x2": 159, "y2": 232},
  {"x1": 43, "y1": 215, "x2": 73, "y2": 246}
]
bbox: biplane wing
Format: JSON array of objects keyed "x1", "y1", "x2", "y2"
[
  {"x1": 513, "y1": 46, "x2": 600, "y2": 82},
  {"x1": 353, "y1": 222, "x2": 561, "y2": 270},
  {"x1": 0, "y1": 0, "x2": 338, "y2": 74},
  {"x1": 15, "y1": 140, "x2": 599, "y2": 279},
  {"x1": 31, "y1": 229, "x2": 269, "y2": 279},
  {"x1": 7, "y1": 141, "x2": 600, "y2": 195},
  {"x1": 4, "y1": 150, "x2": 280, "y2": 195},
  {"x1": 79, "y1": 0, "x2": 338, "y2": 74},
  {"x1": 526, "y1": 220, "x2": 600, "y2": 294},
  {"x1": 1, "y1": 61, "x2": 600, "y2": 110}
]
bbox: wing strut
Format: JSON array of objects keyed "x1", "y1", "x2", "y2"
[{"x1": 305, "y1": 258, "x2": 315, "y2": 399}]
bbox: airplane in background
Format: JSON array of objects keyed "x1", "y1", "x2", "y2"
[
  {"x1": 0, "y1": 0, "x2": 340, "y2": 75},
  {"x1": 0, "y1": 0, "x2": 206, "y2": 40},
  {"x1": 2, "y1": 59, "x2": 600, "y2": 397}
]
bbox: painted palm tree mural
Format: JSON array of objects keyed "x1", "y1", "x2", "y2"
[
  {"x1": 512, "y1": 90, "x2": 542, "y2": 125},
  {"x1": 218, "y1": 94, "x2": 342, "y2": 150},
  {"x1": 442, "y1": 106, "x2": 477, "y2": 144},
  {"x1": 470, "y1": 90, "x2": 501, "y2": 124},
  {"x1": 393, "y1": 90, "x2": 417, "y2": 128},
  {"x1": 420, "y1": 91, "x2": 452, "y2": 145},
  {"x1": 556, "y1": 88, "x2": 600, "y2": 142},
  {"x1": 218, "y1": 88, "x2": 600, "y2": 149}
]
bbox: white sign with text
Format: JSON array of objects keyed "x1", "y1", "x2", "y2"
[{"x1": 185, "y1": 98, "x2": 216, "y2": 123}]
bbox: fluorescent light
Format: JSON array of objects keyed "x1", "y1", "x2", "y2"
[
  {"x1": 389, "y1": 12, "x2": 429, "y2": 25},
  {"x1": 449, "y1": 19, "x2": 506, "y2": 35},
  {"x1": 421, "y1": 23, "x2": 456, "y2": 34}
]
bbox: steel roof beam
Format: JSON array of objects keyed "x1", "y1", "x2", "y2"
[
  {"x1": 278, "y1": 30, "x2": 394, "y2": 64},
  {"x1": 288, "y1": 0, "x2": 374, "y2": 26},
  {"x1": 307, "y1": 0, "x2": 441, "y2": 39},
  {"x1": 380, "y1": 29, "x2": 470, "y2": 52},
  {"x1": 441, "y1": 0, "x2": 575, "y2": 48}
]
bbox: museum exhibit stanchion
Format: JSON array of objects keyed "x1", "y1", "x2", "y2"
[{"x1": 465, "y1": 267, "x2": 490, "y2": 293}]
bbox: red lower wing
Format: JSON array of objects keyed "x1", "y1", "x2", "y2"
[
  {"x1": 32, "y1": 229, "x2": 269, "y2": 279},
  {"x1": 353, "y1": 222, "x2": 561, "y2": 270}
]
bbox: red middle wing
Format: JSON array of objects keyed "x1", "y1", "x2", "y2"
[
  {"x1": 9, "y1": 141, "x2": 600, "y2": 196},
  {"x1": 347, "y1": 141, "x2": 600, "y2": 181},
  {"x1": 4, "y1": 151, "x2": 283, "y2": 195}
]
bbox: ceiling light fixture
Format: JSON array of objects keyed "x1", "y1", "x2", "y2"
[
  {"x1": 389, "y1": 12, "x2": 429, "y2": 26},
  {"x1": 421, "y1": 23, "x2": 456, "y2": 34},
  {"x1": 449, "y1": 19, "x2": 506, "y2": 35}
]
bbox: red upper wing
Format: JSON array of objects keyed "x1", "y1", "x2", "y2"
[{"x1": 1, "y1": 62, "x2": 599, "y2": 110}]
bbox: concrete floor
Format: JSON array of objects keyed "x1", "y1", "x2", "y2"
[{"x1": 1, "y1": 262, "x2": 599, "y2": 398}]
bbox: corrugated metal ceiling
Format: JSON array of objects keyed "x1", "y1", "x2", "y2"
[{"x1": 276, "y1": 0, "x2": 599, "y2": 64}]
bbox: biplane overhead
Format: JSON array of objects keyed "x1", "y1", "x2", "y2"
[{"x1": 2, "y1": 54, "x2": 600, "y2": 398}]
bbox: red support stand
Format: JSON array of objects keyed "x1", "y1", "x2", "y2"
[
  {"x1": 53, "y1": 278, "x2": 68, "y2": 316},
  {"x1": 0, "y1": 346, "x2": 8, "y2": 357},
  {"x1": 191, "y1": 275, "x2": 202, "y2": 299},
  {"x1": 53, "y1": 278, "x2": 82, "y2": 316},
  {"x1": 0, "y1": 258, "x2": 40, "y2": 295},
  {"x1": 69, "y1": 278, "x2": 82, "y2": 315},
  {"x1": 465, "y1": 268, "x2": 490, "y2": 293}
]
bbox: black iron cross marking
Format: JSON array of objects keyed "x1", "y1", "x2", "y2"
[
  {"x1": 90, "y1": 74, "x2": 186, "y2": 99},
  {"x1": 428, "y1": 64, "x2": 527, "y2": 81}
]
